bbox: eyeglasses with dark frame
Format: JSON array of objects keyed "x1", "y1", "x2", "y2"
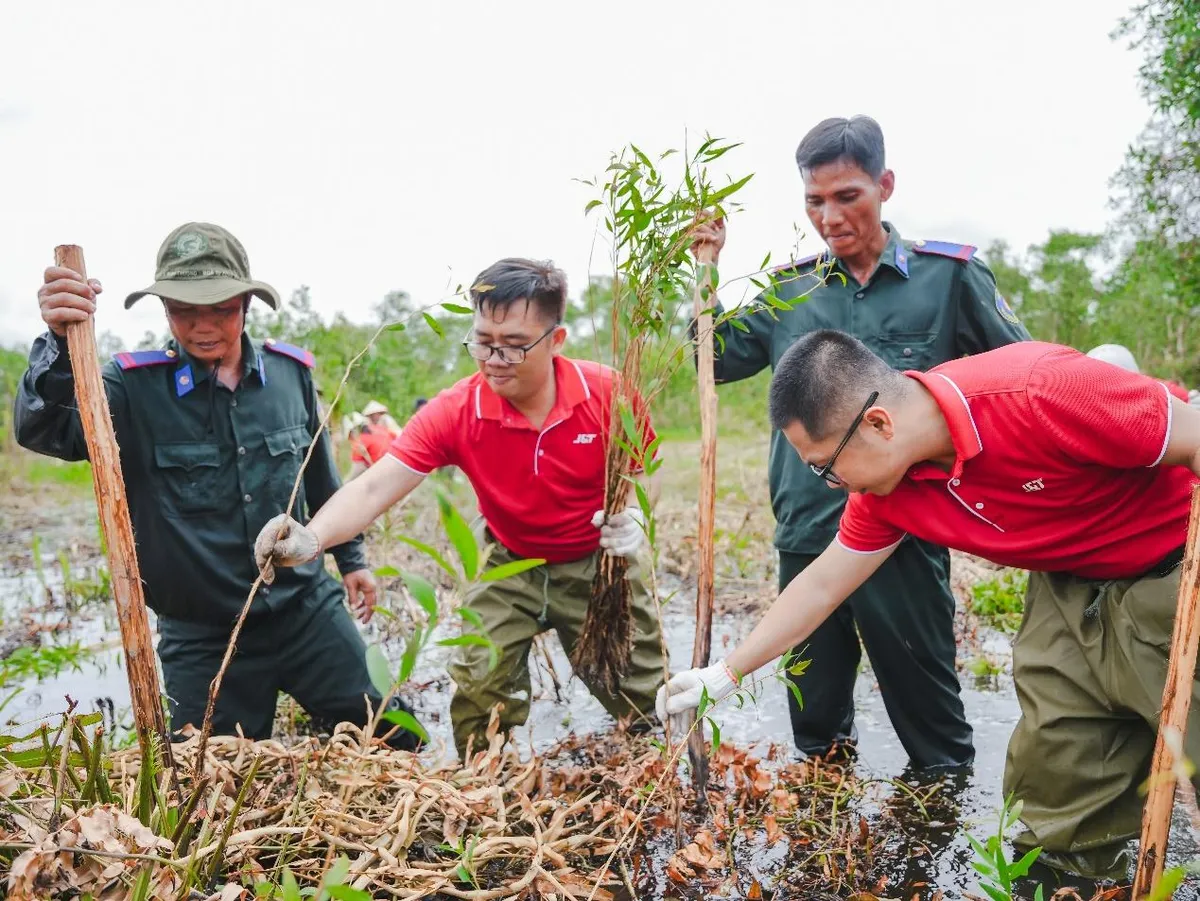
[
  {"x1": 462, "y1": 324, "x2": 559, "y2": 365},
  {"x1": 809, "y1": 391, "x2": 880, "y2": 485}
]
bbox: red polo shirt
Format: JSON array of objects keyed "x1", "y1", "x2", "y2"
[
  {"x1": 388, "y1": 356, "x2": 654, "y2": 563},
  {"x1": 837, "y1": 342, "x2": 1196, "y2": 579}
]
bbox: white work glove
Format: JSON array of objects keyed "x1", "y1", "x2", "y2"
[
  {"x1": 254, "y1": 513, "x2": 321, "y2": 584},
  {"x1": 591, "y1": 506, "x2": 645, "y2": 558},
  {"x1": 655, "y1": 659, "x2": 740, "y2": 734},
  {"x1": 1189, "y1": 388, "x2": 1200, "y2": 410}
]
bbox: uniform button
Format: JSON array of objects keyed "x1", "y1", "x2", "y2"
[
  {"x1": 951, "y1": 478, "x2": 961, "y2": 486},
  {"x1": 243, "y1": 494, "x2": 252, "y2": 503},
  {"x1": 261, "y1": 586, "x2": 270, "y2": 595},
  {"x1": 903, "y1": 348, "x2": 913, "y2": 357},
  {"x1": 231, "y1": 399, "x2": 238, "y2": 408},
  {"x1": 237, "y1": 446, "x2": 246, "y2": 456},
  {"x1": 975, "y1": 502, "x2": 985, "y2": 510},
  {"x1": 855, "y1": 292, "x2": 864, "y2": 299},
  {"x1": 538, "y1": 450, "x2": 545, "y2": 457}
]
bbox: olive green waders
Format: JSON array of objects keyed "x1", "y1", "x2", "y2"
[
  {"x1": 1005, "y1": 555, "x2": 1196, "y2": 880},
  {"x1": 449, "y1": 540, "x2": 665, "y2": 757}
]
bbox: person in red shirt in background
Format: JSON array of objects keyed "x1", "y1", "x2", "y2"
[
  {"x1": 346, "y1": 414, "x2": 393, "y2": 480},
  {"x1": 660, "y1": 329, "x2": 1200, "y2": 883},
  {"x1": 255, "y1": 258, "x2": 664, "y2": 756}
]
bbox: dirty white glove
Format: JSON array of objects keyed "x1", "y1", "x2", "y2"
[
  {"x1": 655, "y1": 660, "x2": 740, "y2": 733},
  {"x1": 1189, "y1": 388, "x2": 1200, "y2": 410},
  {"x1": 254, "y1": 513, "x2": 321, "y2": 584},
  {"x1": 591, "y1": 506, "x2": 645, "y2": 558}
]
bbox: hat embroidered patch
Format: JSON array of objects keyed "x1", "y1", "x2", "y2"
[{"x1": 171, "y1": 232, "x2": 208, "y2": 258}]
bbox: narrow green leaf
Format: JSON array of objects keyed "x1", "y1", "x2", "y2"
[
  {"x1": 382, "y1": 709, "x2": 430, "y2": 743},
  {"x1": 395, "y1": 535, "x2": 455, "y2": 577},
  {"x1": 371, "y1": 605, "x2": 396, "y2": 620},
  {"x1": 365, "y1": 644, "x2": 394, "y2": 696},
  {"x1": 437, "y1": 492, "x2": 478, "y2": 580},
  {"x1": 282, "y1": 868, "x2": 303, "y2": 901},
  {"x1": 441, "y1": 302, "x2": 473, "y2": 315},
  {"x1": 584, "y1": 199, "x2": 603, "y2": 214},
  {"x1": 327, "y1": 887, "x2": 372, "y2": 901},
  {"x1": 1008, "y1": 845, "x2": 1042, "y2": 879},
  {"x1": 401, "y1": 572, "x2": 439, "y2": 619},
  {"x1": 708, "y1": 717, "x2": 721, "y2": 752},
  {"x1": 438, "y1": 634, "x2": 500, "y2": 672},
  {"x1": 480, "y1": 557, "x2": 546, "y2": 582},
  {"x1": 386, "y1": 322, "x2": 406, "y2": 332},
  {"x1": 373, "y1": 565, "x2": 400, "y2": 578},
  {"x1": 697, "y1": 685, "x2": 711, "y2": 719},
  {"x1": 397, "y1": 630, "x2": 423, "y2": 684},
  {"x1": 423, "y1": 312, "x2": 446, "y2": 338},
  {"x1": 457, "y1": 606, "x2": 485, "y2": 630}
]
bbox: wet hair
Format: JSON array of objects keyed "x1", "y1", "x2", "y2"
[
  {"x1": 470, "y1": 258, "x2": 567, "y2": 325},
  {"x1": 768, "y1": 330, "x2": 907, "y2": 438},
  {"x1": 795, "y1": 116, "x2": 886, "y2": 180}
]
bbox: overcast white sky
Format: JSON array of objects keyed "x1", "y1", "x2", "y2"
[{"x1": 1, "y1": 0, "x2": 1150, "y2": 350}]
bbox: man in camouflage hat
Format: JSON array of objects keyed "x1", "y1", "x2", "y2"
[{"x1": 14, "y1": 222, "x2": 421, "y2": 748}]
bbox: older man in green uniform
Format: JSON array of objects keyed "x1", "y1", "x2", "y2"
[
  {"x1": 690, "y1": 116, "x2": 1029, "y2": 768},
  {"x1": 13, "y1": 222, "x2": 419, "y2": 748}
]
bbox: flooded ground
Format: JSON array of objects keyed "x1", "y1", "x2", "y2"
[{"x1": 3, "y1": 462, "x2": 1200, "y2": 898}]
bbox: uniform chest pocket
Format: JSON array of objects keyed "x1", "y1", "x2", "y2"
[
  {"x1": 872, "y1": 331, "x2": 939, "y2": 371},
  {"x1": 154, "y1": 442, "x2": 224, "y2": 517},
  {"x1": 264, "y1": 425, "x2": 311, "y2": 508}
]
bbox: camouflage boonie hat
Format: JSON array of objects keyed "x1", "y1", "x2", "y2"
[{"x1": 123, "y1": 222, "x2": 281, "y2": 310}]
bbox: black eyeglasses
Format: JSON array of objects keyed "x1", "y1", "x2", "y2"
[
  {"x1": 810, "y1": 391, "x2": 879, "y2": 485},
  {"x1": 462, "y1": 324, "x2": 559, "y2": 364}
]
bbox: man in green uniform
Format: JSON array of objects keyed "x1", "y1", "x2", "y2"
[
  {"x1": 689, "y1": 116, "x2": 1029, "y2": 768},
  {"x1": 13, "y1": 222, "x2": 419, "y2": 748}
]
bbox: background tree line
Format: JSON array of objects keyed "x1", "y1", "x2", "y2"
[{"x1": 1, "y1": 0, "x2": 1195, "y2": 445}]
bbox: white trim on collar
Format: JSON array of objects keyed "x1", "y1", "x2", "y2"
[
  {"x1": 569, "y1": 359, "x2": 592, "y2": 401},
  {"x1": 934, "y1": 373, "x2": 984, "y2": 454},
  {"x1": 474, "y1": 383, "x2": 483, "y2": 420}
]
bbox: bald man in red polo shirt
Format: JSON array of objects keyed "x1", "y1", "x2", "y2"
[
  {"x1": 256, "y1": 258, "x2": 663, "y2": 756},
  {"x1": 659, "y1": 329, "x2": 1200, "y2": 882}
]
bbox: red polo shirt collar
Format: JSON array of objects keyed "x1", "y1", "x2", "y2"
[
  {"x1": 473, "y1": 356, "x2": 591, "y2": 428},
  {"x1": 905, "y1": 370, "x2": 985, "y2": 481}
]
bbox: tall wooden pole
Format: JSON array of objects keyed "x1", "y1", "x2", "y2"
[
  {"x1": 55, "y1": 245, "x2": 172, "y2": 767},
  {"x1": 1133, "y1": 486, "x2": 1200, "y2": 898},
  {"x1": 687, "y1": 245, "x2": 718, "y2": 795}
]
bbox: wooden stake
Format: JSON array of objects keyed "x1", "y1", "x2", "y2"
[
  {"x1": 54, "y1": 245, "x2": 173, "y2": 768},
  {"x1": 1133, "y1": 485, "x2": 1200, "y2": 898},
  {"x1": 686, "y1": 243, "x2": 718, "y2": 796}
]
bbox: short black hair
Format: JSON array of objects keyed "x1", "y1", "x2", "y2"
[
  {"x1": 768, "y1": 330, "x2": 906, "y2": 437},
  {"x1": 470, "y1": 258, "x2": 567, "y2": 324},
  {"x1": 795, "y1": 116, "x2": 886, "y2": 180}
]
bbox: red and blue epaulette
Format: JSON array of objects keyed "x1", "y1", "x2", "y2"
[
  {"x1": 910, "y1": 239, "x2": 977, "y2": 262},
  {"x1": 112, "y1": 349, "x2": 178, "y2": 370},
  {"x1": 769, "y1": 251, "x2": 824, "y2": 275},
  {"x1": 263, "y1": 338, "x2": 315, "y2": 369}
]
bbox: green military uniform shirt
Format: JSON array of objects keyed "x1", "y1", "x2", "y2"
[
  {"x1": 14, "y1": 331, "x2": 366, "y2": 628},
  {"x1": 713, "y1": 223, "x2": 1030, "y2": 553}
]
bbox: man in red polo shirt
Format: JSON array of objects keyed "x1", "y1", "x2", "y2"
[
  {"x1": 659, "y1": 329, "x2": 1200, "y2": 881},
  {"x1": 256, "y1": 258, "x2": 663, "y2": 756}
]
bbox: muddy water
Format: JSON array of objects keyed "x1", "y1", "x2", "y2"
[{"x1": 4, "y1": 549, "x2": 1200, "y2": 898}]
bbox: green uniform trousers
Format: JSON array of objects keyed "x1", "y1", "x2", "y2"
[
  {"x1": 1005, "y1": 559, "x2": 1197, "y2": 877},
  {"x1": 449, "y1": 542, "x2": 665, "y2": 757},
  {"x1": 158, "y1": 582, "x2": 419, "y2": 749},
  {"x1": 780, "y1": 541, "x2": 973, "y2": 768}
]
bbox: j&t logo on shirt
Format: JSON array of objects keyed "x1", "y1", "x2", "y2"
[
  {"x1": 1022, "y1": 478, "x2": 1045, "y2": 493},
  {"x1": 573, "y1": 433, "x2": 598, "y2": 445}
]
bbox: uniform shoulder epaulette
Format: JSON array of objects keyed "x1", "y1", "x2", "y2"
[
  {"x1": 769, "y1": 251, "x2": 823, "y2": 275},
  {"x1": 262, "y1": 338, "x2": 315, "y2": 369},
  {"x1": 910, "y1": 239, "x2": 977, "y2": 262},
  {"x1": 112, "y1": 349, "x2": 177, "y2": 370}
]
